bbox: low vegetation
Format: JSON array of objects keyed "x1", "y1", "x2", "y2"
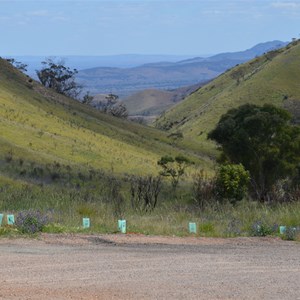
[
  {"x1": 1, "y1": 180, "x2": 299, "y2": 240},
  {"x1": 0, "y1": 152, "x2": 299, "y2": 240}
]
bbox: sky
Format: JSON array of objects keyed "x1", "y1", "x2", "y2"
[{"x1": 0, "y1": 0, "x2": 299, "y2": 56}]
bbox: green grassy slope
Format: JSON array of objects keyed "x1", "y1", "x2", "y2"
[
  {"x1": 0, "y1": 58, "x2": 211, "y2": 184},
  {"x1": 123, "y1": 82, "x2": 205, "y2": 118},
  {"x1": 155, "y1": 40, "x2": 300, "y2": 149},
  {"x1": 124, "y1": 89, "x2": 176, "y2": 116}
]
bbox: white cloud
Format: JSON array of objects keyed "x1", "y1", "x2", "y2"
[
  {"x1": 17, "y1": 20, "x2": 28, "y2": 26},
  {"x1": 27, "y1": 10, "x2": 49, "y2": 17},
  {"x1": 52, "y1": 15, "x2": 69, "y2": 22},
  {"x1": 271, "y1": 1, "x2": 300, "y2": 9},
  {"x1": 201, "y1": 10, "x2": 223, "y2": 15},
  {"x1": 0, "y1": 16, "x2": 10, "y2": 21}
]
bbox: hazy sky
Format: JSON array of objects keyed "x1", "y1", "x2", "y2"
[{"x1": 1, "y1": 0, "x2": 299, "y2": 56}]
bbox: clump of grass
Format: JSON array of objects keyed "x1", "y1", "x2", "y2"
[
  {"x1": 225, "y1": 219, "x2": 242, "y2": 237},
  {"x1": 42, "y1": 223, "x2": 66, "y2": 233},
  {"x1": 0, "y1": 226, "x2": 19, "y2": 236},
  {"x1": 77, "y1": 204, "x2": 97, "y2": 218},
  {"x1": 199, "y1": 222, "x2": 215, "y2": 236},
  {"x1": 250, "y1": 221, "x2": 277, "y2": 237}
]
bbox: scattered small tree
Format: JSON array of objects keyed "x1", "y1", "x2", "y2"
[
  {"x1": 157, "y1": 155, "x2": 191, "y2": 189},
  {"x1": 103, "y1": 94, "x2": 119, "y2": 112},
  {"x1": 6, "y1": 58, "x2": 28, "y2": 72},
  {"x1": 109, "y1": 102, "x2": 128, "y2": 118},
  {"x1": 230, "y1": 67, "x2": 246, "y2": 85},
  {"x1": 36, "y1": 58, "x2": 82, "y2": 98},
  {"x1": 90, "y1": 94, "x2": 128, "y2": 118},
  {"x1": 82, "y1": 91, "x2": 94, "y2": 105}
]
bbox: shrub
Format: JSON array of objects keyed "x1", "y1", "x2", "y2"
[
  {"x1": 5, "y1": 150, "x2": 13, "y2": 163},
  {"x1": 192, "y1": 169, "x2": 216, "y2": 209},
  {"x1": 129, "y1": 175, "x2": 162, "y2": 212},
  {"x1": 104, "y1": 176, "x2": 125, "y2": 218},
  {"x1": 15, "y1": 210, "x2": 49, "y2": 234},
  {"x1": 216, "y1": 164, "x2": 250, "y2": 204},
  {"x1": 283, "y1": 226, "x2": 299, "y2": 241},
  {"x1": 268, "y1": 179, "x2": 292, "y2": 203},
  {"x1": 226, "y1": 219, "x2": 242, "y2": 236},
  {"x1": 250, "y1": 221, "x2": 276, "y2": 237}
]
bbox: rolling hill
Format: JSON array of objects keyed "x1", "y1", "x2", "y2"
[
  {"x1": 122, "y1": 82, "x2": 207, "y2": 120},
  {"x1": 77, "y1": 41, "x2": 287, "y2": 97},
  {"x1": 155, "y1": 40, "x2": 300, "y2": 148},
  {"x1": 0, "y1": 57, "x2": 212, "y2": 188}
]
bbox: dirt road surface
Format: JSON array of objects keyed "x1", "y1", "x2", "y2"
[{"x1": 0, "y1": 234, "x2": 299, "y2": 299}]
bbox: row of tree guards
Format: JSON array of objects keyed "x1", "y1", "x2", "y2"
[
  {"x1": 82, "y1": 218, "x2": 128, "y2": 233},
  {"x1": 81, "y1": 219, "x2": 295, "y2": 236},
  {"x1": 82, "y1": 218, "x2": 197, "y2": 234},
  {"x1": 0, "y1": 214, "x2": 292, "y2": 236}
]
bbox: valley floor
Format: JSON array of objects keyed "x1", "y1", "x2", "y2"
[{"x1": 0, "y1": 234, "x2": 299, "y2": 299}]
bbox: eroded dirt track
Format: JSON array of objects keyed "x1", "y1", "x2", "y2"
[{"x1": 0, "y1": 234, "x2": 299, "y2": 299}]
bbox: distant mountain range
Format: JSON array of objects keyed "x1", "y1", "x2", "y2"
[
  {"x1": 7, "y1": 54, "x2": 196, "y2": 77},
  {"x1": 178, "y1": 40, "x2": 287, "y2": 64},
  {"x1": 77, "y1": 40, "x2": 287, "y2": 97}
]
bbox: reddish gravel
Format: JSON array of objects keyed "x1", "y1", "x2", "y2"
[{"x1": 0, "y1": 234, "x2": 299, "y2": 299}]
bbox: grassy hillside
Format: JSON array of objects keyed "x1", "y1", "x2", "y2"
[
  {"x1": 155, "y1": 40, "x2": 300, "y2": 150},
  {"x1": 0, "y1": 58, "x2": 212, "y2": 187},
  {"x1": 123, "y1": 89, "x2": 175, "y2": 116},
  {"x1": 122, "y1": 83, "x2": 206, "y2": 119}
]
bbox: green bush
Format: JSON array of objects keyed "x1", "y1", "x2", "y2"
[
  {"x1": 250, "y1": 221, "x2": 275, "y2": 236},
  {"x1": 216, "y1": 164, "x2": 250, "y2": 203}
]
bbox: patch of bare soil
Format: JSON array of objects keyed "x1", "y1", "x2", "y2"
[{"x1": 0, "y1": 234, "x2": 299, "y2": 299}]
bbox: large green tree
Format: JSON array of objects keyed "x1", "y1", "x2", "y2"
[{"x1": 208, "y1": 104, "x2": 300, "y2": 200}]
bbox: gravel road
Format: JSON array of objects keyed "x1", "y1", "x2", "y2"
[{"x1": 0, "y1": 234, "x2": 299, "y2": 299}]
